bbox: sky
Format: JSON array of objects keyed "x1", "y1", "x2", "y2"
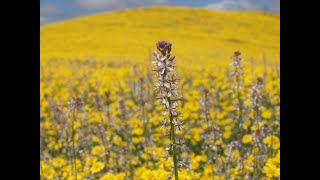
[{"x1": 40, "y1": 0, "x2": 280, "y2": 25}]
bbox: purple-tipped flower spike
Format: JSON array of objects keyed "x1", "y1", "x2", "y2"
[{"x1": 153, "y1": 40, "x2": 186, "y2": 179}]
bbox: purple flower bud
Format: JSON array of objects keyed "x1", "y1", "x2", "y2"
[
  {"x1": 234, "y1": 51, "x2": 241, "y2": 56},
  {"x1": 156, "y1": 40, "x2": 172, "y2": 55},
  {"x1": 257, "y1": 77, "x2": 264, "y2": 85}
]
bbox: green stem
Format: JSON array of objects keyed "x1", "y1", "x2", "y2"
[
  {"x1": 168, "y1": 97, "x2": 179, "y2": 180},
  {"x1": 204, "y1": 95, "x2": 214, "y2": 179},
  {"x1": 252, "y1": 91, "x2": 261, "y2": 178},
  {"x1": 71, "y1": 110, "x2": 78, "y2": 180}
]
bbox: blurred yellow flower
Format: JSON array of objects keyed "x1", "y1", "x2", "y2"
[
  {"x1": 263, "y1": 135, "x2": 280, "y2": 150},
  {"x1": 242, "y1": 134, "x2": 253, "y2": 144},
  {"x1": 91, "y1": 161, "x2": 105, "y2": 174}
]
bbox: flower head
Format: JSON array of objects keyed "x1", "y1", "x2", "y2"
[
  {"x1": 156, "y1": 40, "x2": 172, "y2": 55},
  {"x1": 263, "y1": 163, "x2": 280, "y2": 178},
  {"x1": 242, "y1": 134, "x2": 253, "y2": 144},
  {"x1": 68, "y1": 97, "x2": 83, "y2": 112},
  {"x1": 90, "y1": 161, "x2": 105, "y2": 173},
  {"x1": 234, "y1": 51, "x2": 241, "y2": 57},
  {"x1": 257, "y1": 77, "x2": 264, "y2": 85}
]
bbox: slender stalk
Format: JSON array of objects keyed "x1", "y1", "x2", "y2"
[
  {"x1": 96, "y1": 95, "x2": 110, "y2": 172},
  {"x1": 208, "y1": 135, "x2": 215, "y2": 180},
  {"x1": 204, "y1": 92, "x2": 209, "y2": 128},
  {"x1": 168, "y1": 97, "x2": 179, "y2": 180},
  {"x1": 162, "y1": 64, "x2": 179, "y2": 179},
  {"x1": 71, "y1": 110, "x2": 78, "y2": 180},
  {"x1": 250, "y1": 77, "x2": 264, "y2": 179},
  {"x1": 203, "y1": 90, "x2": 214, "y2": 179},
  {"x1": 231, "y1": 52, "x2": 244, "y2": 136},
  {"x1": 263, "y1": 53, "x2": 267, "y2": 78},
  {"x1": 236, "y1": 73, "x2": 243, "y2": 123},
  {"x1": 97, "y1": 118, "x2": 109, "y2": 171}
]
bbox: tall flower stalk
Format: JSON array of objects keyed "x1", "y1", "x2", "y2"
[
  {"x1": 250, "y1": 77, "x2": 267, "y2": 178},
  {"x1": 199, "y1": 88, "x2": 214, "y2": 177},
  {"x1": 67, "y1": 97, "x2": 83, "y2": 180},
  {"x1": 153, "y1": 40, "x2": 185, "y2": 180},
  {"x1": 138, "y1": 77, "x2": 154, "y2": 166},
  {"x1": 230, "y1": 51, "x2": 244, "y2": 124},
  {"x1": 230, "y1": 52, "x2": 247, "y2": 178}
]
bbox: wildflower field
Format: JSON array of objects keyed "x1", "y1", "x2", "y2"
[{"x1": 40, "y1": 7, "x2": 280, "y2": 180}]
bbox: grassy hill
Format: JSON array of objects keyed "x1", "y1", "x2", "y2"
[{"x1": 40, "y1": 6, "x2": 279, "y2": 66}]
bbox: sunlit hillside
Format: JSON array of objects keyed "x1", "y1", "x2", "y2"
[{"x1": 40, "y1": 6, "x2": 279, "y2": 66}]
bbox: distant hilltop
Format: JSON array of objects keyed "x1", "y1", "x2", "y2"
[{"x1": 40, "y1": 6, "x2": 279, "y2": 64}]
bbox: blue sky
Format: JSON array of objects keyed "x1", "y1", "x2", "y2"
[{"x1": 40, "y1": 0, "x2": 280, "y2": 25}]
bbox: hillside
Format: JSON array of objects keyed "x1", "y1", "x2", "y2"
[{"x1": 40, "y1": 6, "x2": 279, "y2": 65}]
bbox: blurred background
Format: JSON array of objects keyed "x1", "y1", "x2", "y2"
[{"x1": 41, "y1": 0, "x2": 280, "y2": 25}]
